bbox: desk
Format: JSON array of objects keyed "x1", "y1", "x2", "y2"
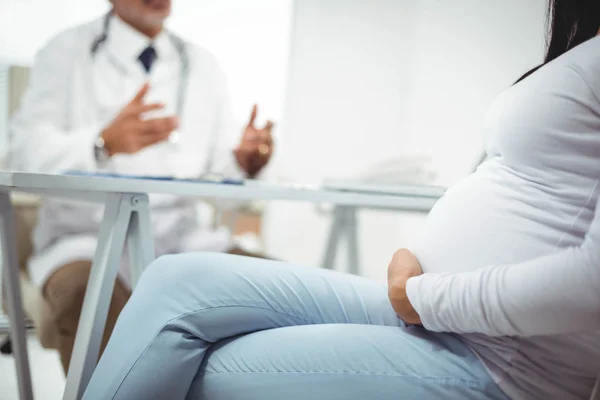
[
  {"x1": 321, "y1": 204, "x2": 438, "y2": 275},
  {"x1": 0, "y1": 171, "x2": 441, "y2": 400}
]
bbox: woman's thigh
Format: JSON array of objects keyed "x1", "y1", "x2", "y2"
[
  {"x1": 119, "y1": 252, "x2": 401, "y2": 335},
  {"x1": 85, "y1": 253, "x2": 402, "y2": 399},
  {"x1": 190, "y1": 324, "x2": 509, "y2": 400}
]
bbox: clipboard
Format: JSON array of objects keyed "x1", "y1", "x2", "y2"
[{"x1": 63, "y1": 171, "x2": 244, "y2": 185}]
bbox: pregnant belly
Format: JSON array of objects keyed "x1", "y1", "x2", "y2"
[{"x1": 411, "y1": 173, "x2": 564, "y2": 274}]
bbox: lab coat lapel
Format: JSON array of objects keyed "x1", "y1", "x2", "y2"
[{"x1": 68, "y1": 50, "x2": 98, "y2": 129}]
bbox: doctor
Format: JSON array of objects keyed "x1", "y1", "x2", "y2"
[{"x1": 8, "y1": 0, "x2": 274, "y2": 373}]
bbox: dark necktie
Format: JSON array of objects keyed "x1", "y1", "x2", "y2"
[{"x1": 138, "y1": 45, "x2": 157, "y2": 73}]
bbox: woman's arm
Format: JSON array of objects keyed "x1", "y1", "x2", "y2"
[{"x1": 406, "y1": 197, "x2": 600, "y2": 337}]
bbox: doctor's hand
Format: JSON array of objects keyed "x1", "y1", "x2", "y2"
[
  {"x1": 101, "y1": 83, "x2": 179, "y2": 156},
  {"x1": 234, "y1": 104, "x2": 274, "y2": 177},
  {"x1": 387, "y1": 249, "x2": 423, "y2": 325}
]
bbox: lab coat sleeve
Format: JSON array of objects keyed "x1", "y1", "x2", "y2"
[
  {"x1": 206, "y1": 62, "x2": 246, "y2": 179},
  {"x1": 8, "y1": 34, "x2": 102, "y2": 174},
  {"x1": 406, "y1": 196, "x2": 600, "y2": 337}
]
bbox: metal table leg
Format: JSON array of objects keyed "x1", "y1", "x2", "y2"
[
  {"x1": 345, "y1": 207, "x2": 360, "y2": 276},
  {"x1": 321, "y1": 206, "x2": 347, "y2": 270},
  {"x1": 127, "y1": 195, "x2": 154, "y2": 288},
  {"x1": 63, "y1": 193, "x2": 153, "y2": 400},
  {"x1": 321, "y1": 206, "x2": 361, "y2": 275},
  {"x1": 0, "y1": 191, "x2": 34, "y2": 400}
]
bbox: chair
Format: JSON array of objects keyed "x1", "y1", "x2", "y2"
[{"x1": 1, "y1": 194, "x2": 54, "y2": 350}]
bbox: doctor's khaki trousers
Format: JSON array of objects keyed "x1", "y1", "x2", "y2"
[{"x1": 83, "y1": 253, "x2": 509, "y2": 400}]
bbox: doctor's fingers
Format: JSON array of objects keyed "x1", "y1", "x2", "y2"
[
  {"x1": 137, "y1": 129, "x2": 173, "y2": 148},
  {"x1": 242, "y1": 126, "x2": 273, "y2": 144},
  {"x1": 130, "y1": 82, "x2": 151, "y2": 104},
  {"x1": 244, "y1": 130, "x2": 273, "y2": 146},
  {"x1": 247, "y1": 104, "x2": 258, "y2": 127},
  {"x1": 263, "y1": 121, "x2": 274, "y2": 135},
  {"x1": 140, "y1": 117, "x2": 179, "y2": 136},
  {"x1": 260, "y1": 123, "x2": 274, "y2": 144},
  {"x1": 129, "y1": 103, "x2": 165, "y2": 116}
]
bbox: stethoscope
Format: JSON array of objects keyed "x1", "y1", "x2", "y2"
[{"x1": 90, "y1": 11, "x2": 189, "y2": 144}]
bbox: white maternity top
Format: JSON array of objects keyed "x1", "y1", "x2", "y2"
[{"x1": 409, "y1": 36, "x2": 600, "y2": 399}]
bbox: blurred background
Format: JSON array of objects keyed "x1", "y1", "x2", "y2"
[
  {"x1": 0, "y1": 0, "x2": 547, "y2": 397},
  {"x1": 0, "y1": 0, "x2": 547, "y2": 279}
]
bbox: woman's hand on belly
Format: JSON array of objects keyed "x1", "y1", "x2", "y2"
[{"x1": 387, "y1": 249, "x2": 424, "y2": 325}]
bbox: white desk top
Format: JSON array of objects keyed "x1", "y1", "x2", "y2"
[{"x1": 0, "y1": 171, "x2": 442, "y2": 212}]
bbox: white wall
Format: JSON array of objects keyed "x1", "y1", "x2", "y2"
[
  {"x1": 168, "y1": 0, "x2": 293, "y2": 124},
  {"x1": 406, "y1": 0, "x2": 547, "y2": 183},
  {"x1": 0, "y1": 0, "x2": 110, "y2": 65},
  {"x1": 263, "y1": 0, "x2": 547, "y2": 280},
  {"x1": 0, "y1": 0, "x2": 548, "y2": 280}
]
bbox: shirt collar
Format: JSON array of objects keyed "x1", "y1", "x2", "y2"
[{"x1": 106, "y1": 14, "x2": 175, "y2": 68}]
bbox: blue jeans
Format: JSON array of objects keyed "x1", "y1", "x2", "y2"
[{"x1": 83, "y1": 253, "x2": 509, "y2": 400}]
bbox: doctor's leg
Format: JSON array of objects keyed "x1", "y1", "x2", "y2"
[
  {"x1": 83, "y1": 253, "x2": 506, "y2": 400},
  {"x1": 43, "y1": 260, "x2": 130, "y2": 373}
]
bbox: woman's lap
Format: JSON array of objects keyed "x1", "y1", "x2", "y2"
[
  {"x1": 83, "y1": 252, "x2": 507, "y2": 400},
  {"x1": 193, "y1": 324, "x2": 507, "y2": 400}
]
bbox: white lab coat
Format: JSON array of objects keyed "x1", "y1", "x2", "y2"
[{"x1": 8, "y1": 15, "x2": 246, "y2": 287}]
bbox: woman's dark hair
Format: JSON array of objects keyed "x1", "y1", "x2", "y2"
[{"x1": 515, "y1": 0, "x2": 600, "y2": 83}]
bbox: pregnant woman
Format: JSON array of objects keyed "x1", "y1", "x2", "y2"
[{"x1": 84, "y1": 1, "x2": 600, "y2": 399}]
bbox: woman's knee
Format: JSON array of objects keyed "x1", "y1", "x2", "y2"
[
  {"x1": 138, "y1": 252, "x2": 248, "y2": 298},
  {"x1": 116, "y1": 253, "x2": 266, "y2": 336}
]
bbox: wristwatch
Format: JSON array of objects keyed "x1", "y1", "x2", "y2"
[{"x1": 94, "y1": 135, "x2": 111, "y2": 163}]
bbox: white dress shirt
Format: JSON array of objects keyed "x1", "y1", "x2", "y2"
[{"x1": 9, "y1": 15, "x2": 246, "y2": 287}]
